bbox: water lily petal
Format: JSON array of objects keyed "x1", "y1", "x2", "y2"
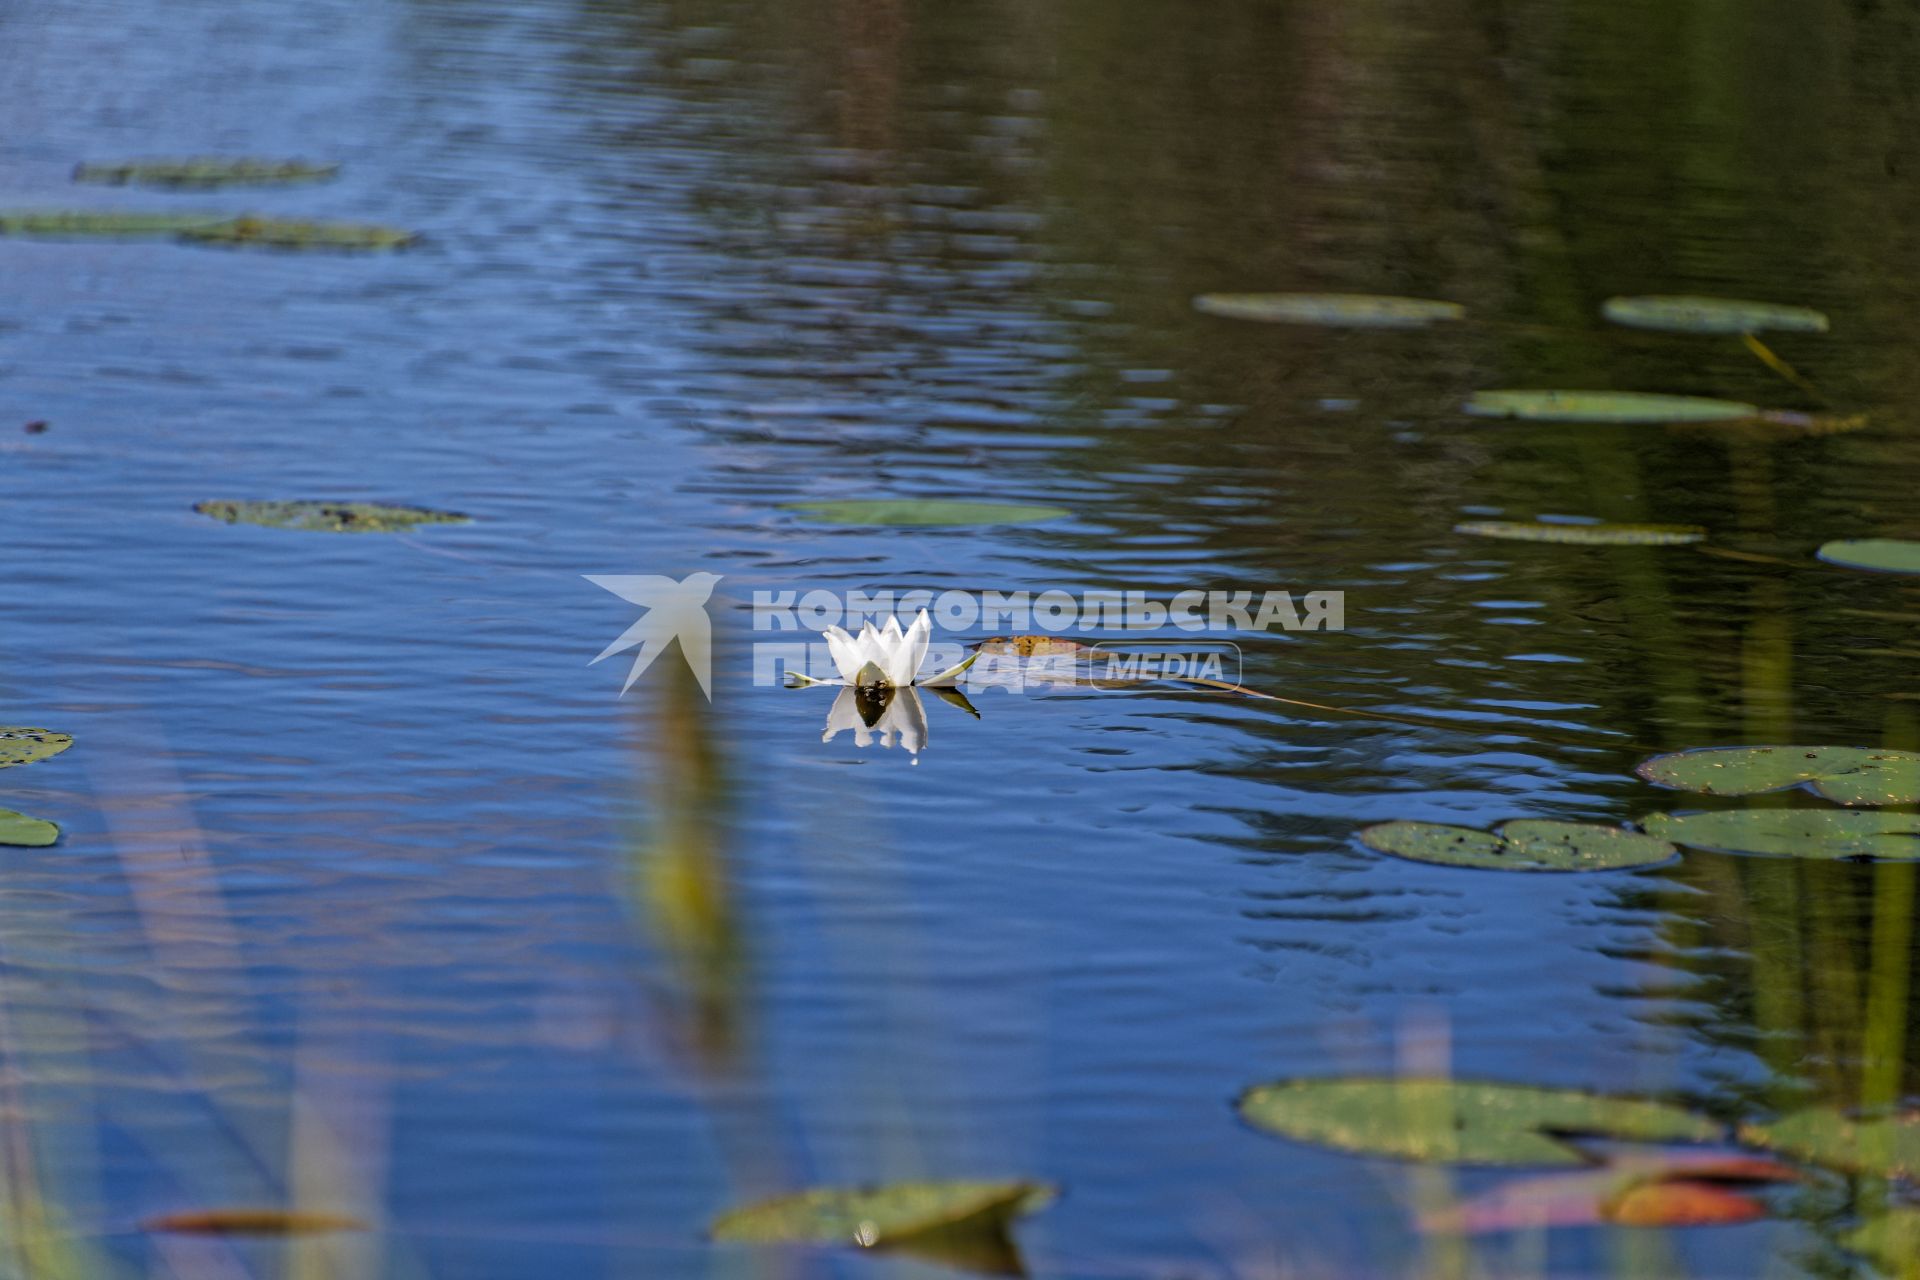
[
  {"x1": 922, "y1": 649, "x2": 980, "y2": 688},
  {"x1": 897, "y1": 610, "x2": 932, "y2": 686},
  {"x1": 823, "y1": 626, "x2": 868, "y2": 683},
  {"x1": 853, "y1": 659, "x2": 891, "y2": 688}
]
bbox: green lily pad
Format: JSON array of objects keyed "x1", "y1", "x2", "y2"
[
  {"x1": 711, "y1": 1180, "x2": 1055, "y2": 1272},
  {"x1": 179, "y1": 217, "x2": 415, "y2": 252},
  {"x1": 0, "y1": 811, "x2": 58, "y2": 848},
  {"x1": 783, "y1": 500, "x2": 1071, "y2": 527},
  {"x1": 1463, "y1": 391, "x2": 1759, "y2": 424},
  {"x1": 1601, "y1": 296, "x2": 1830, "y2": 336},
  {"x1": 1818, "y1": 539, "x2": 1920, "y2": 576},
  {"x1": 1237, "y1": 1078, "x2": 1721, "y2": 1167},
  {"x1": 1641, "y1": 810, "x2": 1920, "y2": 860},
  {"x1": 73, "y1": 159, "x2": 339, "y2": 189},
  {"x1": 1844, "y1": 1208, "x2": 1920, "y2": 1275},
  {"x1": 1738, "y1": 1108, "x2": 1920, "y2": 1180},
  {"x1": 0, "y1": 729, "x2": 72, "y2": 769},
  {"x1": 194, "y1": 501, "x2": 469, "y2": 533},
  {"x1": 1455, "y1": 521, "x2": 1707, "y2": 547},
  {"x1": 1192, "y1": 292, "x2": 1465, "y2": 329},
  {"x1": 0, "y1": 210, "x2": 231, "y2": 240},
  {"x1": 1359, "y1": 819, "x2": 1676, "y2": 872},
  {"x1": 1637, "y1": 746, "x2": 1920, "y2": 806}
]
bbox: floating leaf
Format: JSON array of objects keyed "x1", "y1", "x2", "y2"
[
  {"x1": 0, "y1": 729, "x2": 72, "y2": 769},
  {"x1": 1844, "y1": 1209, "x2": 1920, "y2": 1276},
  {"x1": 179, "y1": 217, "x2": 415, "y2": 252},
  {"x1": 1455, "y1": 521, "x2": 1707, "y2": 547},
  {"x1": 73, "y1": 159, "x2": 339, "y2": 189},
  {"x1": 1603, "y1": 1181, "x2": 1771, "y2": 1228},
  {"x1": 142, "y1": 1209, "x2": 366, "y2": 1235},
  {"x1": 0, "y1": 811, "x2": 58, "y2": 848},
  {"x1": 1641, "y1": 810, "x2": 1920, "y2": 860},
  {"x1": 1420, "y1": 1152, "x2": 1793, "y2": 1234},
  {"x1": 975, "y1": 636, "x2": 1088, "y2": 657},
  {"x1": 1601, "y1": 296, "x2": 1829, "y2": 336},
  {"x1": 194, "y1": 500, "x2": 469, "y2": 533},
  {"x1": 1463, "y1": 391, "x2": 1759, "y2": 425},
  {"x1": 711, "y1": 1180, "x2": 1054, "y2": 1274},
  {"x1": 1192, "y1": 292, "x2": 1465, "y2": 329},
  {"x1": 782, "y1": 500, "x2": 1070, "y2": 527},
  {"x1": 1637, "y1": 746, "x2": 1920, "y2": 807},
  {"x1": 1236, "y1": 1078, "x2": 1720, "y2": 1166},
  {"x1": 0, "y1": 210, "x2": 230, "y2": 240},
  {"x1": 1358, "y1": 820, "x2": 1675, "y2": 872},
  {"x1": 1737, "y1": 1108, "x2": 1920, "y2": 1179},
  {"x1": 1818, "y1": 539, "x2": 1920, "y2": 576}
]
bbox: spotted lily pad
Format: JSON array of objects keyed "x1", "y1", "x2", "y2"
[
  {"x1": 194, "y1": 500, "x2": 469, "y2": 533},
  {"x1": 711, "y1": 1180, "x2": 1055, "y2": 1272},
  {"x1": 1637, "y1": 746, "x2": 1920, "y2": 806},
  {"x1": 783, "y1": 500, "x2": 1070, "y2": 527},
  {"x1": 1463, "y1": 391, "x2": 1759, "y2": 424},
  {"x1": 0, "y1": 811, "x2": 57, "y2": 848},
  {"x1": 1737, "y1": 1108, "x2": 1920, "y2": 1180},
  {"x1": 1601, "y1": 296, "x2": 1830, "y2": 335},
  {"x1": 179, "y1": 217, "x2": 415, "y2": 252},
  {"x1": 1359, "y1": 820, "x2": 1675, "y2": 872},
  {"x1": 0, "y1": 729, "x2": 72, "y2": 769},
  {"x1": 1455, "y1": 521, "x2": 1707, "y2": 547},
  {"x1": 1192, "y1": 292, "x2": 1465, "y2": 329},
  {"x1": 1817, "y1": 539, "x2": 1920, "y2": 576},
  {"x1": 73, "y1": 159, "x2": 339, "y2": 189},
  {"x1": 1237, "y1": 1078, "x2": 1721, "y2": 1167},
  {"x1": 0, "y1": 210, "x2": 230, "y2": 239},
  {"x1": 1641, "y1": 810, "x2": 1920, "y2": 860}
]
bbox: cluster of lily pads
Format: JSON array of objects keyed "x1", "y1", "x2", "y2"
[
  {"x1": 1360, "y1": 746, "x2": 1920, "y2": 872},
  {"x1": 0, "y1": 728, "x2": 73, "y2": 847},
  {"x1": 1194, "y1": 290, "x2": 1920, "y2": 574},
  {"x1": 1233, "y1": 1075, "x2": 1920, "y2": 1264},
  {"x1": 0, "y1": 158, "x2": 415, "y2": 251}
]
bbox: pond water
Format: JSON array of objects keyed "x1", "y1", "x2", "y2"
[{"x1": 6, "y1": 0, "x2": 1920, "y2": 1275}]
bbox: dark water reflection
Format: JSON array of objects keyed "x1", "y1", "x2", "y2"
[{"x1": 7, "y1": 0, "x2": 1920, "y2": 1274}]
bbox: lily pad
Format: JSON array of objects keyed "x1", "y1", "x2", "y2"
[
  {"x1": 73, "y1": 159, "x2": 339, "y2": 189},
  {"x1": 1463, "y1": 391, "x2": 1759, "y2": 425},
  {"x1": 1192, "y1": 292, "x2": 1465, "y2": 329},
  {"x1": 0, "y1": 729, "x2": 72, "y2": 769},
  {"x1": 711, "y1": 1180, "x2": 1055, "y2": 1270},
  {"x1": 1601, "y1": 296, "x2": 1829, "y2": 336},
  {"x1": 0, "y1": 811, "x2": 58, "y2": 848},
  {"x1": 1455, "y1": 521, "x2": 1707, "y2": 547},
  {"x1": 1641, "y1": 809, "x2": 1920, "y2": 860},
  {"x1": 1358, "y1": 819, "x2": 1676, "y2": 872},
  {"x1": 178, "y1": 217, "x2": 415, "y2": 252},
  {"x1": 1737, "y1": 1108, "x2": 1920, "y2": 1180},
  {"x1": 1236, "y1": 1078, "x2": 1721, "y2": 1167},
  {"x1": 1844, "y1": 1209, "x2": 1920, "y2": 1275},
  {"x1": 1637, "y1": 746, "x2": 1920, "y2": 806},
  {"x1": 1818, "y1": 539, "x2": 1920, "y2": 576},
  {"x1": 783, "y1": 500, "x2": 1070, "y2": 527},
  {"x1": 194, "y1": 500, "x2": 469, "y2": 533},
  {"x1": 0, "y1": 210, "x2": 230, "y2": 240}
]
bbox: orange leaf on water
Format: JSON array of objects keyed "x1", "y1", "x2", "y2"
[
  {"x1": 142, "y1": 1208, "x2": 366, "y2": 1236},
  {"x1": 1604, "y1": 1180, "x2": 1769, "y2": 1227}
]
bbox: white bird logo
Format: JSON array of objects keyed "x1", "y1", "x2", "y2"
[{"x1": 585, "y1": 572, "x2": 723, "y2": 698}]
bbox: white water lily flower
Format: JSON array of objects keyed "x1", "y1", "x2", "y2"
[{"x1": 801, "y1": 609, "x2": 977, "y2": 688}]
